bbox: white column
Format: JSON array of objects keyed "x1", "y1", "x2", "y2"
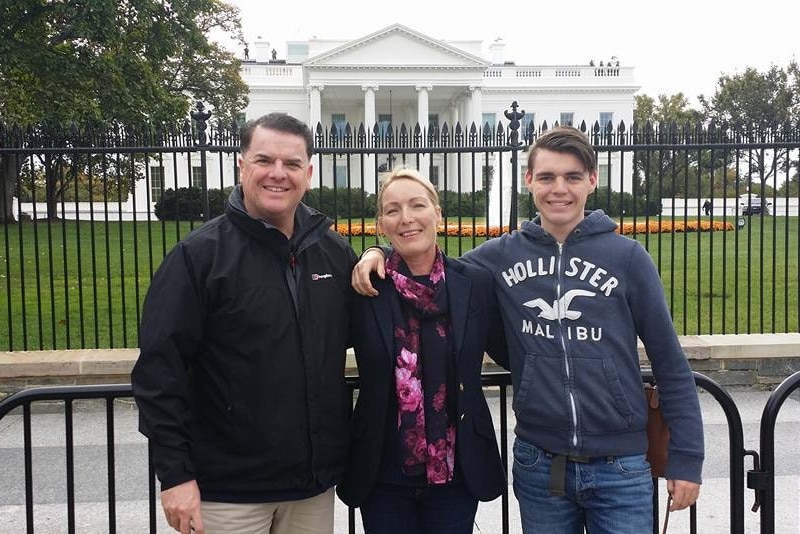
[
  {"x1": 308, "y1": 84, "x2": 324, "y2": 186},
  {"x1": 416, "y1": 85, "x2": 432, "y2": 176},
  {"x1": 309, "y1": 85, "x2": 324, "y2": 132},
  {"x1": 469, "y1": 85, "x2": 483, "y2": 134},
  {"x1": 363, "y1": 85, "x2": 377, "y2": 133},
  {"x1": 362, "y1": 85, "x2": 378, "y2": 192},
  {"x1": 416, "y1": 85, "x2": 430, "y2": 133},
  {"x1": 446, "y1": 98, "x2": 460, "y2": 191},
  {"x1": 449, "y1": 101, "x2": 459, "y2": 133},
  {"x1": 468, "y1": 85, "x2": 483, "y2": 192}
]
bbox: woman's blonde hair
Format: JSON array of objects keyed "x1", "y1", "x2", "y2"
[{"x1": 376, "y1": 167, "x2": 440, "y2": 218}]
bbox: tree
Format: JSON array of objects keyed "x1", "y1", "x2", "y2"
[
  {"x1": 699, "y1": 63, "x2": 799, "y2": 197},
  {"x1": 0, "y1": 0, "x2": 249, "y2": 222},
  {"x1": 633, "y1": 94, "x2": 707, "y2": 199},
  {"x1": 776, "y1": 174, "x2": 799, "y2": 197}
]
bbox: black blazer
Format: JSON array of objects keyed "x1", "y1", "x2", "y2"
[{"x1": 337, "y1": 257, "x2": 508, "y2": 506}]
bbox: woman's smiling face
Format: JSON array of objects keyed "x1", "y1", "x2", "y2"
[{"x1": 378, "y1": 177, "x2": 442, "y2": 274}]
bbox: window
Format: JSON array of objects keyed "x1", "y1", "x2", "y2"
[
  {"x1": 150, "y1": 166, "x2": 164, "y2": 203},
  {"x1": 429, "y1": 166, "x2": 440, "y2": 188},
  {"x1": 287, "y1": 42, "x2": 309, "y2": 61},
  {"x1": 559, "y1": 112, "x2": 574, "y2": 126},
  {"x1": 236, "y1": 112, "x2": 247, "y2": 128},
  {"x1": 599, "y1": 112, "x2": 614, "y2": 130},
  {"x1": 332, "y1": 113, "x2": 346, "y2": 137},
  {"x1": 428, "y1": 114, "x2": 439, "y2": 134},
  {"x1": 191, "y1": 166, "x2": 204, "y2": 190},
  {"x1": 598, "y1": 164, "x2": 610, "y2": 188},
  {"x1": 378, "y1": 114, "x2": 392, "y2": 138},
  {"x1": 521, "y1": 113, "x2": 535, "y2": 139},
  {"x1": 482, "y1": 113, "x2": 496, "y2": 131},
  {"x1": 335, "y1": 165, "x2": 347, "y2": 187},
  {"x1": 520, "y1": 165, "x2": 530, "y2": 192}
]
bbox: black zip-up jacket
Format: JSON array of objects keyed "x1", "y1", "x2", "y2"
[{"x1": 132, "y1": 186, "x2": 356, "y2": 496}]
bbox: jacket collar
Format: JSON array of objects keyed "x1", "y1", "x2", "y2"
[
  {"x1": 226, "y1": 185, "x2": 332, "y2": 251},
  {"x1": 370, "y1": 256, "x2": 471, "y2": 361}
]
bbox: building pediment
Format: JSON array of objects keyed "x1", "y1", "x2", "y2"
[{"x1": 304, "y1": 24, "x2": 488, "y2": 70}]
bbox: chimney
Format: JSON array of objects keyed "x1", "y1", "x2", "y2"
[
  {"x1": 489, "y1": 38, "x2": 505, "y2": 65},
  {"x1": 253, "y1": 38, "x2": 271, "y2": 63}
]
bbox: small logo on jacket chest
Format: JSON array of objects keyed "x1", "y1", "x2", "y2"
[{"x1": 311, "y1": 273, "x2": 333, "y2": 280}]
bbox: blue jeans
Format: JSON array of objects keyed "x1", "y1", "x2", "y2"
[
  {"x1": 512, "y1": 438, "x2": 653, "y2": 534},
  {"x1": 359, "y1": 483, "x2": 478, "y2": 534}
]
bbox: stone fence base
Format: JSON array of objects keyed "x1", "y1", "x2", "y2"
[{"x1": 1, "y1": 334, "x2": 799, "y2": 399}]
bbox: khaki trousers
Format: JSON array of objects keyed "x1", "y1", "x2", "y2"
[{"x1": 200, "y1": 487, "x2": 334, "y2": 534}]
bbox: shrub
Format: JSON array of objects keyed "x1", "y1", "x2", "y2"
[
  {"x1": 154, "y1": 186, "x2": 233, "y2": 221},
  {"x1": 588, "y1": 187, "x2": 662, "y2": 217},
  {"x1": 303, "y1": 186, "x2": 377, "y2": 219}
]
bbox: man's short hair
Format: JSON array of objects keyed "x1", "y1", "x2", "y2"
[
  {"x1": 527, "y1": 126, "x2": 596, "y2": 174},
  {"x1": 240, "y1": 113, "x2": 314, "y2": 159}
]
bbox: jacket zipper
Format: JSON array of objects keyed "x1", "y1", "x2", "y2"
[
  {"x1": 288, "y1": 249, "x2": 319, "y2": 486},
  {"x1": 556, "y1": 242, "x2": 579, "y2": 448}
]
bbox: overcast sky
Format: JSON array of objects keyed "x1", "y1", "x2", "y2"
[{"x1": 226, "y1": 0, "x2": 798, "y2": 106}]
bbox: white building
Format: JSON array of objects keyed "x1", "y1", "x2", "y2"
[
  {"x1": 240, "y1": 24, "x2": 638, "y2": 194},
  {"x1": 122, "y1": 23, "x2": 639, "y2": 222}
]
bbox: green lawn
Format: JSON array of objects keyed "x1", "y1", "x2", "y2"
[{"x1": 1, "y1": 215, "x2": 797, "y2": 350}]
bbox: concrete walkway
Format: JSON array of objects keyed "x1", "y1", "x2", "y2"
[{"x1": 0, "y1": 388, "x2": 797, "y2": 533}]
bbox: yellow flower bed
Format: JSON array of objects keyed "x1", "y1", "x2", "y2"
[{"x1": 333, "y1": 219, "x2": 732, "y2": 238}]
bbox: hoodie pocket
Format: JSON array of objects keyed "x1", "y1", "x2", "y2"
[
  {"x1": 512, "y1": 352, "x2": 571, "y2": 431},
  {"x1": 572, "y1": 355, "x2": 634, "y2": 433}
]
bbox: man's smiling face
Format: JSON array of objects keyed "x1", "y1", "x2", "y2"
[
  {"x1": 526, "y1": 148, "x2": 597, "y2": 242},
  {"x1": 238, "y1": 126, "x2": 312, "y2": 236}
]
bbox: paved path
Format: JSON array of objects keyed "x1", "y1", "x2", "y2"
[{"x1": 0, "y1": 388, "x2": 797, "y2": 533}]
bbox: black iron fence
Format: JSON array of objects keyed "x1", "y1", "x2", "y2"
[
  {"x1": 1, "y1": 370, "x2": 798, "y2": 534},
  {"x1": 1, "y1": 102, "x2": 799, "y2": 350}
]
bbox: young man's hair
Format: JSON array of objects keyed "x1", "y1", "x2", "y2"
[
  {"x1": 240, "y1": 113, "x2": 314, "y2": 159},
  {"x1": 527, "y1": 126, "x2": 596, "y2": 174},
  {"x1": 376, "y1": 166, "x2": 440, "y2": 218}
]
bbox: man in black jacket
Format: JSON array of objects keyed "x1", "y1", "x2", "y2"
[{"x1": 132, "y1": 113, "x2": 356, "y2": 534}]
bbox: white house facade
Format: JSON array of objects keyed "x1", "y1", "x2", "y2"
[
  {"x1": 122, "y1": 23, "x2": 641, "y2": 222},
  {"x1": 240, "y1": 24, "x2": 639, "y2": 196}
]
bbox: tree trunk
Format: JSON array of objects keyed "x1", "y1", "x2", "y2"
[
  {"x1": 46, "y1": 166, "x2": 59, "y2": 220},
  {"x1": 44, "y1": 154, "x2": 62, "y2": 220},
  {"x1": 1, "y1": 154, "x2": 18, "y2": 224}
]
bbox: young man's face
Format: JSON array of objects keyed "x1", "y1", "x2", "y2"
[
  {"x1": 238, "y1": 126, "x2": 312, "y2": 235},
  {"x1": 525, "y1": 148, "x2": 597, "y2": 242}
]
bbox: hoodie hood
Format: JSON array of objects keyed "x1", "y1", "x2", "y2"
[{"x1": 522, "y1": 209, "x2": 618, "y2": 244}]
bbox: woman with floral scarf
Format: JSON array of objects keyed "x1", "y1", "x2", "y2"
[{"x1": 337, "y1": 168, "x2": 508, "y2": 534}]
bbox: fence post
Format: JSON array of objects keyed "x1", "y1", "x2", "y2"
[
  {"x1": 191, "y1": 101, "x2": 212, "y2": 222},
  {"x1": 504, "y1": 101, "x2": 524, "y2": 231}
]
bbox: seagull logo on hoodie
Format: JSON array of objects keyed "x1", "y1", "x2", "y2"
[{"x1": 523, "y1": 289, "x2": 596, "y2": 320}]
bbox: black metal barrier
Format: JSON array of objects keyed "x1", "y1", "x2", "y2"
[
  {"x1": 0, "y1": 371, "x2": 796, "y2": 534},
  {"x1": 747, "y1": 370, "x2": 800, "y2": 534}
]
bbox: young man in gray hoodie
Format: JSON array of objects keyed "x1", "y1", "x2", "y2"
[{"x1": 352, "y1": 126, "x2": 703, "y2": 534}]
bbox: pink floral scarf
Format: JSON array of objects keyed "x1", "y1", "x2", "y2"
[{"x1": 386, "y1": 247, "x2": 456, "y2": 485}]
